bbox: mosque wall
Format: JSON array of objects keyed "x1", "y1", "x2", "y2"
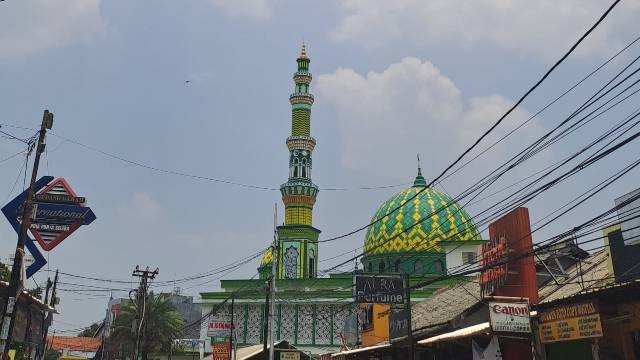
[{"x1": 200, "y1": 301, "x2": 354, "y2": 353}]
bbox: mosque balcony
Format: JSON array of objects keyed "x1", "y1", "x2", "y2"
[
  {"x1": 280, "y1": 181, "x2": 319, "y2": 197},
  {"x1": 286, "y1": 135, "x2": 316, "y2": 151},
  {"x1": 289, "y1": 93, "x2": 314, "y2": 105},
  {"x1": 293, "y1": 72, "x2": 312, "y2": 84}
]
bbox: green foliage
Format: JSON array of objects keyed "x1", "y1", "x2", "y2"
[
  {"x1": 43, "y1": 349, "x2": 61, "y2": 360},
  {"x1": 0, "y1": 262, "x2": 10, "y2": 282},
  {"x1": 78, "y1": 322, "x2": 101, "y2": 337},
  {"x1": 27, "y1": 286, "x2": 42, "y2": 299},
  {"x1": 109, "y1": 293, "x2": 184, "y2": 359}
]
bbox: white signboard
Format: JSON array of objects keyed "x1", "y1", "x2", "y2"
[
  {"x1": 207, "y1": 319, "x2": 233, "y2": 337},
  {"x1": 489, "y1": 301, "x2": 531, "y2": 333}
]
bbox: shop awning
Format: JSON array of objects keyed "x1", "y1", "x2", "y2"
[
  {"x1": 418, "y1": 322, "x2": 490, "y2": 345},
  {"x1": 330, "y1": 343, "x2": 391, "y2": 357}
]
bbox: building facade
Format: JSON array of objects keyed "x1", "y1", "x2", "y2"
[{"x1": 199, "y1": 45, "x2": 484, "y2": 356}]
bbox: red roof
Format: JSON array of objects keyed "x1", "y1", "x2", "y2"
[{"x1": 47, "y1": 337, "x2": 101, "y2": 352}]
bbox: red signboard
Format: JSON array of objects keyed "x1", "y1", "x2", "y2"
[
  {"x1": 212, "y1": 342, "x2": 230, "y2": 360},
  {"x1": 29, "y1": 178, "x2": 89, "y2": 251},
  {"x1": 480, "y1": 207, "x2": 538, "y2": 304},
  {"x1": 479, "y1": 235, "x2": 508, "y2": 297}
]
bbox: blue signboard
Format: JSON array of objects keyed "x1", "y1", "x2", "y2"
[{"x1": 1, "y1": 176, "x2": 52, "y2": 278}]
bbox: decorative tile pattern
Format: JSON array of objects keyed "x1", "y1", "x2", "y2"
[
  {"x1": 280, "y1": 304, "x2": 297, "y2": 343},
  {"x1": 284, "y1": 246, "x2": 299, "y2": 279},
  {"x1": 232, "y1": 304, "x2": 246, "y2": 344},
  {"x1": 246, "y1": 304, "x2": 263, "y2": 344},
  {"x1": 315, "y1": 304, "x2": 332, "y2": 344},
  {"x1": 364, "y1": 174, "x2": 482, "y2": 256},
  {"x1": 297, "y1": 304, "x2": 313, "y2": 344},
  {"x1": 332, "y1": 305, "x2": 349, "y2": 345}
]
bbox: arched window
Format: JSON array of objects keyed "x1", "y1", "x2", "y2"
[
  {"x1": 431, "y1": 260, "x2": 444, "y2": 273},
  {"x1": 394, "y1": 259, "x2": 402, "y2": 273},
  {"x1": 378, "y1": 260, "x2": 386, "y2": 273},
  {"x1": 414, "y1": 260, "x2": 424, "y2": 273},
  {"x1": 284, "y1": 247, "x2": 299, "y2": 279},
  {"x1": 293, "y1": 158, "x2": 299, "y2": 178}
]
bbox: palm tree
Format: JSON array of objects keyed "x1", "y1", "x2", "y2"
[{"x1": 109, "y1": 293, "x2": 184, "y2": 359}]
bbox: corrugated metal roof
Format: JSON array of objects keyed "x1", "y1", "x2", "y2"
[
  {"x1": 412, "y1": 280, "x2": 481, "y2": 335},
  {"x1": 47, "y1": 336, "x2": 101, "y2": 352},
  {"x1": 538, "y1": 249, "x2": 613, "y2": 304}
]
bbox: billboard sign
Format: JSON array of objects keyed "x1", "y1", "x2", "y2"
[
  {"x1": 29, "y1": 178, "x2": 96, "y2": 251},
  {"x1": 1, "y1": 176, "x2": 51, "y2": 278},
  {"x1": 482, "y1": 207, "x2": 538, "y2": 303},
  {"x1": 212, "y1": 342, "x2": 230, "y2": 360},
  {"x1": 280, "y1": 352, "x2": 300, "y2": 360},
  {"x1": 207, "y1": 319, "x2": 234, "y2": 337},
  {"x1": 354, "y1": 275, "x2": 405, "y2": 304},
  {"x1": 479, "y1": 235, "x2": 508, "y2": 298},
  {"x1": 389, "y1": 307, "x2": 409, "y2": 340},
  {"x1": 538, "y1": 301, "x2": 602, "y2": 344},
  {"x1": 489, "y1": 301, "x2": 531, "y2": 333}
]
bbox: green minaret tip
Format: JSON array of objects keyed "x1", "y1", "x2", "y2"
[
  {"x1": 413, "y1": 153, "x2": 427, "y2": 187},
  {"x1": 299, "y1": 42, "x2": 308, "y2": 59}
]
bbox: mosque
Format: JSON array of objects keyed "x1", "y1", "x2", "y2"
[{"x1": 198, "y1": 45, "x2": 484, "y2": 355}]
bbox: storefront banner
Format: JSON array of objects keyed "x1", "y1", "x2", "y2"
[
  {"x1": 489, "y1": 301, "x2": 531, "y2": 333},
  {"x1": 280, "y1": 352, "x2": 300, "y2": 360},
  {"x1": 389, "y1": 308, "x2": 409, "y2": 340},
  {"x1": 354, "y1": 275, "x2": 405, "y2": 304},
  {"x1": 538, "y1": 301, "x2": 603, "y2": 344},
  {"x1": 212, "y1": 342, "x2": 230, "y2": 360},
  {"x1": 207, "y1": 318, "x2": 234, "y2": 337}
]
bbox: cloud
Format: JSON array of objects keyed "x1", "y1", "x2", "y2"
[
  {"x1": 209, "y1": 0, "x2": 274, "y2": 21},
  {"x1": 117, "y1": 192, "x2": 165, "y2": 225},
  {"x1": 316, "y1": 57, "x2": 544, "y2": 187},
  {"x1": 0, "y1": 0, "x2": 105, "y2": 60},
  {"x1": 330, "y1": 0, "x2": 638, "y2": 61}
]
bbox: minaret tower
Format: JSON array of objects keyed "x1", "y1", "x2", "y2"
[{"x1": 276, "y1": 44, "x2": 321, "y2": 279}]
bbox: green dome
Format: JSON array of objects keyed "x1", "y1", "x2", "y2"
[{"x1": 364, "y1": 170, "x2": 481, "y2": 257}]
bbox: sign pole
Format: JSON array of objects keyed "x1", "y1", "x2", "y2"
[
  {"x1": 0, "y1": 110, "x2": 53, "y2": 356},
  {"x1": 405, "y1": 274, "x2": 414, "y2": 360}
]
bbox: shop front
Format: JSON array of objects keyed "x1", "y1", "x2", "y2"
[{"x1": 535, "y1": 280, "x2": 640, "y2": 360}]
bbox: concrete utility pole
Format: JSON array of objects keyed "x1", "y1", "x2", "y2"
[
  {"x1": 405, "y1": 274, "x2": 414, "y2": 360},
  {"x1": 0, "y1": 110, "x2": 53, "y2": 357},
  {"x1": 131, "y1": 266, "x2": 158, "y2": 360},
  {"x1": 262, "y1": 280, "x2": 270, "y2": 359},
  {"x1": 268, "y1": 204, "x2": 278, "y2": 360},
  {"x1": 40, "y1": 271, "x2": 58, "y2": 360},
  {"x1": 229, "y1": 295, "x2": 235, "y2": 360}
]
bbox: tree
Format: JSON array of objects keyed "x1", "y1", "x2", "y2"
[
  {"x1": 0, "y1": 262, "x2": 10, "y2": 282},
  {"x1": 109, "y1": 293, "x2": 183, "y2": 359},
  {"x1": 78, "y1": 322, "x2": 101, "y2": 337}
]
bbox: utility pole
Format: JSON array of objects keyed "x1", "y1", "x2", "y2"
[
  {"x1": 268, "y1": 204, "x2": 278, "y2": 360},
  {"x1": 40, "y1": 271, "x2": 58, "y2": 360},
  {"x1": 405, "y1": 274, "x2": 414, "y2": 360},
  {"x1": 229, "y1": 295, "x2": 235, "y2": 360},
  {"x1": 35, "y1": 277, "x2": 52, "y2": 360},
  {"x1": 0, "y1": 110, "x2": 53, "y2": 357},
  {"x1": 131, "y1": 266, "x2": 158, "y2": 360},
  {"x1": 262, "y1": 281, "x2": 270, "y2": 360}
]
